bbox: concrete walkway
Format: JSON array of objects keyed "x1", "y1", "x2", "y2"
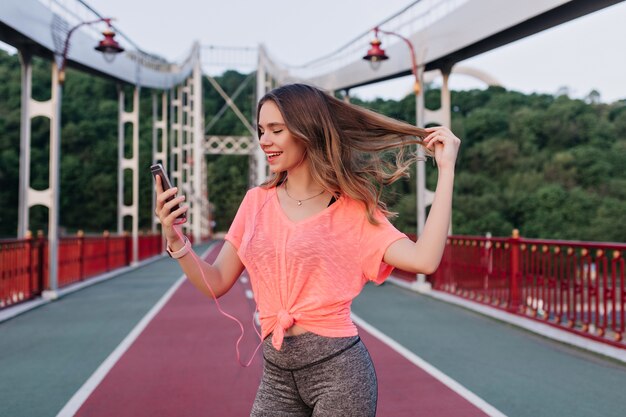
[
  {"x1": 1, "y1": 241, "x2": 625, "y2": 417},
  {"x1": 352, "y1": 282, "x2": 626, "y2": 417}
]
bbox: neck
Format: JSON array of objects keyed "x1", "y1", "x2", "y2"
[{"x1": 285, "y1": 160, "x2": 322, "y2": 195}]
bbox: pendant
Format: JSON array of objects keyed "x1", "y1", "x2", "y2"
[{"x1": 297, "y1": 201, "x2": 302, "y2": 206}]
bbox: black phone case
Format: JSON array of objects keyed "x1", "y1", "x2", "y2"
[{"x1": 151, "y1": 164, "x2": 186, "y2": 220}]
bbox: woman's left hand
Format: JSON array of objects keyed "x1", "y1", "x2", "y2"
[{"x1": 423, "y1": 126, "x2": 461, "y2": 171}]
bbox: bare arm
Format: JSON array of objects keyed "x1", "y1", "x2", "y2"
[
  {"x1": 383, "y1": 126, "x2": 460, "y2": 274},
  {"x1": 155, "y1": 175, "x2": 244, "y2": 299}
]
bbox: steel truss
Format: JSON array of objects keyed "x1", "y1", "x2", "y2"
[{"x1": 157, "y1": 48, "x2": 210, "y2": 243}]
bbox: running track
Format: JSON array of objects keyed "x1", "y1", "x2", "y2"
[{"x1": 72, "y1": 242, "x2": 489, "y2": 417}]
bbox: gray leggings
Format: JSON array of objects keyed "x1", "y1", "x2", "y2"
[{"x1": 251, "y1": 332, "x2": 378, "y2": 417}]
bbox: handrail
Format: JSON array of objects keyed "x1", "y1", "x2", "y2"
[
  {"x1": 423, "y1": 234, "x2": 626, "y2": 348},
  {"x1": 0, "y1": 233, "x2": 165, "y2": 309}
]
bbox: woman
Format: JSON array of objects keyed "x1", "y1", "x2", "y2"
[{"x1": 155, "y1": 83, "x2": 460, "y2": 416}]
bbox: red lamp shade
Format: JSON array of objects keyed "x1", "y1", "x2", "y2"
[
  {"x1": 363, "y1": 37, "x2": 388, "y2": 63},
  {"x1": 95, "y1": 28, "x2": 124, "y2": 62}
]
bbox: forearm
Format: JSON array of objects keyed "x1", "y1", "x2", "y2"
[
  {"x1": 413, "y1": 167, "x2": 454, "y2": 273},
  {"x1": 167, "y1": 239, "x2": 231, "y2": 299}
]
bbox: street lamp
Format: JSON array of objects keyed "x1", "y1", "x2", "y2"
[
  {"x1": 363, "y1": 26, "x2": 421, "y2": 95},
  {"x1": 44, "y1": 18, "x2": 123, "y2": 300},
  {"x1": 362, "y1": 28, "x2": 388, "y2": 70},
  {"x1": 363, "y1": 26, "x2": 431, "y2": 292},
  {"x1": 58, "y1": 18, "x2": 124, "y2": 84}
]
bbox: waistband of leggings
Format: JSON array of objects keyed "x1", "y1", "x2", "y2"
[{"x1": 264, "y1": 336, "x2": 361, "y2": 372}]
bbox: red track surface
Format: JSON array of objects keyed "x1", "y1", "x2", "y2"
[
  {"x1": 75, "y1": 243, "x2": 488, "y2": 416},
  {"x1": 363, "y1": 330, "x2": 488, "y2": 416}
]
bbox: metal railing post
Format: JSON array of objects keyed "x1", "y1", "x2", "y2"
[
  {"x1": 103, "y1": 230, "x2": 110, "y2": 272},
  {"x1": 37, "y1": 230, "x2": 46, "y2": 296},
  {"x1": 25, "y1": 230, "x2": 34, "y2": 296},
  {"x1": 77, "y1": 230, "x2": 85, "y2": 280},
  {"x1": 509, "y1": 229, "x2": 522, "y2": 312}
]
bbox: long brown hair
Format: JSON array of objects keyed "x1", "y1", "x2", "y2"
[{"x1": 257, "y1": 83, "x2": 429, "y2": 224}]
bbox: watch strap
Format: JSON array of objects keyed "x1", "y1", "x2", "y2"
[{"x1": 167, "y1": 236, "x2": 191, "y2": 259}]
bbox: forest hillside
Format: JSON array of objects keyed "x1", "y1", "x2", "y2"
[{"x1": 1, "y1": 50, "x2": 624, "y2": 242}]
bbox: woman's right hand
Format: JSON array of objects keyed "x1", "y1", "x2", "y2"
[{"x1": 154, "y1": 175, "x2": 189, "y2": 245}]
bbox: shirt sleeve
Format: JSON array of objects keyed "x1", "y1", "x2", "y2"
[
  {"x1": 359, "y1": 210, "x2": 407, "y2": 285},
  {"x1": 224, "y1": 190, "x2": 251, "y2": 250}
]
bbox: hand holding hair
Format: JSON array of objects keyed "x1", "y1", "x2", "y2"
[{"x1": 423, "y1": 126, "x2": 461, "y2": 171}]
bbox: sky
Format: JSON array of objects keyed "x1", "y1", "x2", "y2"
[{"x1": 7, "y1": 0, "x2": 626, "y2": 103}]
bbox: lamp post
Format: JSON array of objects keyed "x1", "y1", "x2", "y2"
[
  {"x1": 363, "y1": 27, "x2": 421, "y2": 95},
  {"x1": 364, "y1": 27, "x2": 431, "y2": 292},
  {"x1": 44, "y1": 18, "x2": 123, "y2": 299},
  {"x1": 58, "y1": 18, "x2": 124, "y2": 84}
]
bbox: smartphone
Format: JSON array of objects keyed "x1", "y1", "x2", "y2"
[{"x1": 150, "y1": 163, "x2": 186, "y2": 222}]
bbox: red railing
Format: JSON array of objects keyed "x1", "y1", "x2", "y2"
[
  {"x1": 429, "y1": 231, "x2": 626, "y2": 348},
  {"x1": 138, "y1": 234, "x2": 165, "y2": 262},
  {"x1": 0, "y1": 232, "x2": 166, "y2": 310},
  {"x1": 0, "y1": 237, "x2": 44, "y2": 308}
]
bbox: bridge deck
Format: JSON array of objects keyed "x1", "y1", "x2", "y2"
[{"x1": 1, "y1": 242, "x2": 625, "y2": 417}]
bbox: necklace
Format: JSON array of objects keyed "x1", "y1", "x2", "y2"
[{"x1": 284, "y1": 181, "x2": 325, "y2": 206}]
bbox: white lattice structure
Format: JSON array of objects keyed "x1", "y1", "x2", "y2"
[
  {"x1": 117, "y1": 87, "x2": 140, "y2": 264},
  {"x1": 165, "y1": 46, "x2": 209, "y2": 242},
  {"x1": 204, "y1": 136, "x2": 256, "y2": 155},
  {"x1": 151, "y1": 92, "x2": 168, "y2": 233}
]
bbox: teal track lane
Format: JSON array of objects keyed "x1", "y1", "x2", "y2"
[
  {"x1": 352, "y1": 282, "x2": 626, "y2": 417},
  {"x1": 0, "y1": 243, "x2": 212, "y2": 417}
]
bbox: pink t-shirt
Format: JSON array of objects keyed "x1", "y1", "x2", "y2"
[{"x1": 224, "y1": 186, "x2": 406, "y2": 350}]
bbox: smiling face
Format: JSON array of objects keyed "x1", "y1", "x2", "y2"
[{"x1": 258, "y1": 100, "x2": 308, "y2": 174}]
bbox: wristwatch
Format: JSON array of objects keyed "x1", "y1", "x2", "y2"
[{"x1": 166, "y1": 236, "x2": 191, "y2": 259}]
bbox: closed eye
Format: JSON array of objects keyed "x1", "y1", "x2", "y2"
[{"x1": 257, "y1": 129, "x2": 283, "y2": 138}]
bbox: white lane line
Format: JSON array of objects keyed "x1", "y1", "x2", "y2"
[
  {"x1": 56, "y1": 243, "x2": 220, "y2": 417},
  {"x1": 352, "y1": 313, "x2": 507, "y2": 417}
]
